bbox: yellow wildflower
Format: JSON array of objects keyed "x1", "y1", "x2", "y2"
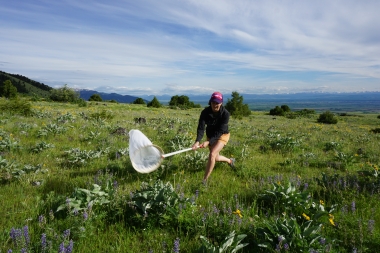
[
  {"x1": 328, "y1": 213, "x2": 335, "y2": 226},
  {"x1": 320, "y1": 200, "x2": 324, "y2": 205},
  {"x1": 302, "y1": 213, "x2": 310, "y2": 221},
  {"x1": 232, "y1": 209, "x2": 243, "y2": 218}
]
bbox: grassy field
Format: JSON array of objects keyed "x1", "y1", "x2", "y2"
[{"x1": 1, "y1": 98, "x2": 380, "y2": 252}]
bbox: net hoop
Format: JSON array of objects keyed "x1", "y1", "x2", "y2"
[{"x1": 130, "y1": 144, "x2": 164, "y2": 173}]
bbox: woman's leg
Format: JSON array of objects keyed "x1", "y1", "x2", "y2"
[{"x1": 203, "y1": 141, "x2": 230, "y2": 181}]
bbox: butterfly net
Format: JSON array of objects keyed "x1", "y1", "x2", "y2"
[{"x1": 129, "y1": 129, "x2": 163, "y2": 173}]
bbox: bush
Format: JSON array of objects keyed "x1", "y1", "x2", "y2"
[
  {"x1": 50, "y1": 84, "x2": 79, "y2": 102},
  {"x1": 168, "y1": 95, "x2": 200, "y2": 109},
  {"x1": 377, "y1": 115, "x2": 380, "y2": 119},
  {"x1": 317, "y1": 111, "x2": 338, "y2": 124},
  {"x1": 224, "y1": 91, "x2": 251, "y2": 119},
  {"x1": 132, "y1": 98, "x2": 146, "y2": 105},
  {"x1": 89, "y1": 94, "x2": 102, "y2": 102},
  {"x1": 0, "y1": 98, "x2": 32, "y2": 116},
  {"x1": 269, "y1": 106, "x2": 285, "y2": 116}
]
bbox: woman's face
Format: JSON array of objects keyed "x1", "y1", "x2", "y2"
[{"x1": 210, "y1": 101, "x2": 222, "y2": 112}]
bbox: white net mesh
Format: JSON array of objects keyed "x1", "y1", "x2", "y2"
[{"x1": 129, "y1": 129, "x2": 163, "y2": 173}]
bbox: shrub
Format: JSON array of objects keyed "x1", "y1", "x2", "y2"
[
  {"x1": 269, "y1": 106, "x2": 285, "y2": 116},
  {"x1": 132, "y1": 97, "x2": 146, "y2": 105},
  {"x1": 0, "y1": 98, "x2": 32, "y2": 116},
  {"x1": 377, "y1": 115, "x2": 380, "y2": 119},
  {"x1": 168, "y1": 95, "x2": 200, "y2": 109},
  {"x1": 317, "y1": 111, "x2": 338, "y2": 124},
  {"x1": 89, "y1": 94, "x2": 102, "y2": 102}
]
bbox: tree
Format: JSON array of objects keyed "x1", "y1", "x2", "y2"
[
  {"x1": 89, "y1": 93, "x2": 103, "y2": 102},
  {"x1": 224, "y1": 91, "x2": 251, "y2": 119},
  {"x1": 147, "y1": 96, "x2": 162, "y2": 108},
  {"x1": 1, "y1": 80, "x2": 18, "y2": 99},
  {"x1": 169, "y1": 95, "x2": 200, "y2": 109},
  {"x1": 133, "y1": 98, "x2": 146, "y2": 105},
  {"x1": 281, "y1": 105, "x2": 291, "y2": 113},
  {"x1": 50, "y1": 84, "x2": 79, "y2": 102}
]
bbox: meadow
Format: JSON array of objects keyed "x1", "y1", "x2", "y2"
[{"x1": 1, "y1": 97, "x2": 380, "y2": 252}]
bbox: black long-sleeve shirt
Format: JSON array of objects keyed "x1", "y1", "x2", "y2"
[{"x1": 195, "y1": 106, "x2": 230, "y2": 145}]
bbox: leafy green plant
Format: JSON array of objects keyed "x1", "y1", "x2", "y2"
[
  {"x1": 255, "y1": 216, "x2": 335, "y2": 252},
  {"x1": 89, "y1": 109, "x2": 114, "y2": 120},
  {"x1": 37, "y1": 123, "x2": 67, "y2": 137},
  {"x1": 182, "y1": 151, "x2": 208, "y2": 170},
  {"x1": 63, "y1": 148, "x2": 104, "y2": 167},
  {"x1": 199, "y1": 230, "x2": 248, "y2": 252},
  {"x1": 0, "y1": 98, "x2": 32, "y2": 116},
  {"x1": 30, "y1": 141, "x2": 55, "y2": 154},
  {"x1": 130, "y1": 180, "x2": 193, "y2": 226},
  {"x1": 269, "y1": 135, "x2": 300, "y2": 154}
]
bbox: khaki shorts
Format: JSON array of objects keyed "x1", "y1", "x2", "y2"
[{"x1": 208, "y1": 133, "x2": 230, "y2": 145}]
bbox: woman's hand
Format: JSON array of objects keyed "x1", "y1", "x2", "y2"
[
  {"x1": 192, "y1": 142, "x2": 200, "y2": 150},
  {"x1": 200, "y1": 141, "x2": 209, "y2": 148}
]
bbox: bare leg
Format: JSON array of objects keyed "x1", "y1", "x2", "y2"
[{"x1": 203, "y1": 141, "x2": 231, "y2": 181}]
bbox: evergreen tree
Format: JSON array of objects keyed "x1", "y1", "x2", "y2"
[
  {"x1": 147, "y1": 96, "x2": 162, "y2": 108},
  {"x1": 224, "y1": 91, "x2": 251, "y2": 119},
  {"x1": 1, "y1": 80, "x2": 18, "y2": 99}
]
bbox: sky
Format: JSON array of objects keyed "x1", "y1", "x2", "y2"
[{"x1": 1, "y1": 0, "x2": 380, "y2": 96}]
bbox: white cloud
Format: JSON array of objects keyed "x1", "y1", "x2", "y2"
[{"x1": 0, "y1": 0, "x2": 379, "y2": 95}]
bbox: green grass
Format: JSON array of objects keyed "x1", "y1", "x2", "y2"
[{"x1": 1, "y1": 98, "x2": 380, "y2": 252}]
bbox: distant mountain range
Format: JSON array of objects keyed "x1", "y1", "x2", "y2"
[
  {"x1": 1, "y1": 70, "x2": 380, "y2": 112},
  {"x1": 78, "y1": 89, "x2": 142, "y2": 103}
]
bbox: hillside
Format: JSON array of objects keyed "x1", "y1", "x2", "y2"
[{"x1": 0, "y1": 70, "x2": 52, "y2": 98}]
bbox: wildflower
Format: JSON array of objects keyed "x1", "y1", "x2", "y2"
[
  {"x1": 66, "y1": 240, "x2": 74, "y2": 253},
  {"x1": 41, "y1": 233, "x2": 47, "y2": 252},
  {"x1": 320, "y1": 200, "x2": 324, "y2": 205},
  {"x1": 302, "y1": 213, "x2": 310, "y2": 221},
  {"x1": 351, "y1": 201, "x2": 356, "y2": 212},
  {"x1": 83, "y1": 211, "x2": 88, "y2": 221},
  {"x1": 59, "y1": 242, "x2": 65, "y2": 253},
  {"x1": 233, "y1": 209, "x2": 243, "y2": 218},
  {"x1": 329, "y1": 214, "x2": 335, "y2": 226},
  {"x1": 173, "y1": 237, "x2": 180, "y2": 253},
  {"x1": 23, "y1": 226, "x2": 30, "y2": 247},
  {"x1": 368, "y1": 219, "x2": 375, "y2": 234},
  {"x1": 63, "y1": 229, "x2": 70, "y2": 239}
]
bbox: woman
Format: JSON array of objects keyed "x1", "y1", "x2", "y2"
[{"x1": 192, "y1": 92, "x2": 235, "y2": 182}]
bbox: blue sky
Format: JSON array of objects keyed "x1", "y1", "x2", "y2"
[{"x1": 1, "y1": 0, "x2": 379, "y2": 96}]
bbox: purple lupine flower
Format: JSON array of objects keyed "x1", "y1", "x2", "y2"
[
  {"x1": 319, "y1": 237, "x2": 326, "y2": 245},
  {"x1": 83, "y1": 211, "x2": 88, "y2": 221},
  {"x1": 41, "y1": 233, "x2": 47, "y2": 252},
  {"x1": 213, "y1": 204, "x2": 220, "y2": 215},
  {"x1": 275, "y1": 243, "x2": 281, "y2": 252},
  {"x1": 39, "y1": 215, "x2": 45, "y2": 223},
  {"x1": 368, "y1": 219, "x2": 375, "y2": 234},
  {"x1": 7, "y1": 249, "x2": 12, "y2": 253},
  {"x1": 352, "y1": 247, "x2": 357, "y2": 253},
  {"x1": 58, "y1": 242, "x2": 65, "y2": 253},
  {"x1": 113, "y1": 180, "x2": 118, "y2": 189},
  {"x1": 66, "y1": 239, "x2": 74, "y2": 253},
  {"x1": 284, "y1": 243, "x2": 289, "y2": 250},
  {"x1": 10, "y1": 228, "x2": 22, "y2": 247},
  {"x1": 73, "y1": 208, "x2": 79, "y2": 216},
  {"x1": 195, "y1": 189, "x2": 199, "y2": 199},
  {"x1": 278, "y1": 236, "x2": 284, "y2": 242},
  {"x1": 63, "y1": 229, "x2": 70, "y2": 239},
  {"x1": 21, "y1": 248, "x2": 27, "y2": 253},
  {"x1": 173, "y1": 238, "x2": 180, "y2": 253},
  {"x1": 303, "y1": 183, "x2": 309, "y2": 191},
  {"x1": 351, "y1": 201, "x2": 356, "y2": 212},
  {"x1": 23, "y1": 226, "x2": 30, "y2": 247}
]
